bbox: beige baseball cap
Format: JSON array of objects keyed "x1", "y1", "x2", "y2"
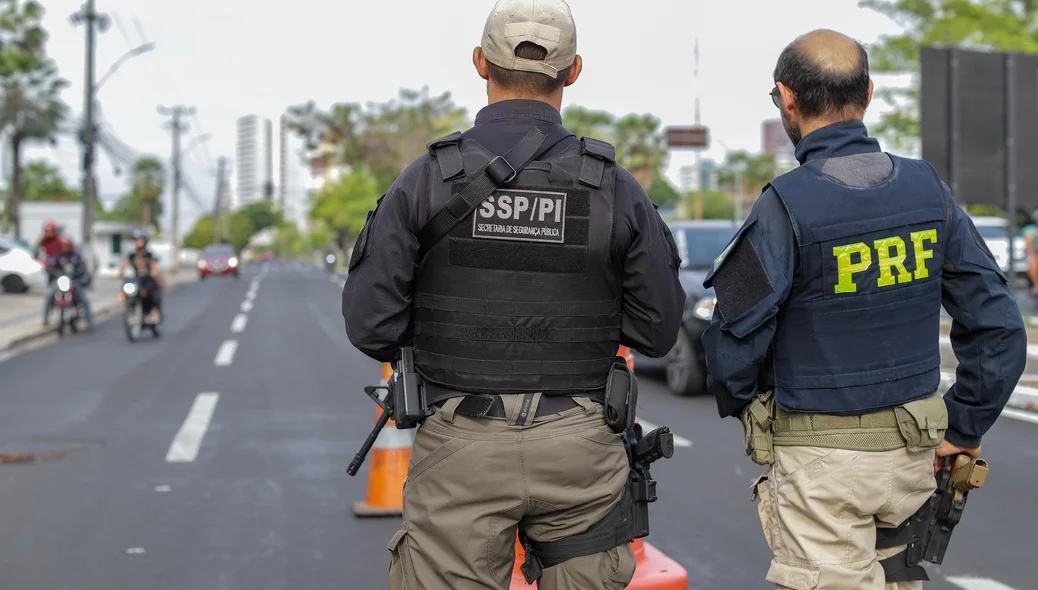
[{"x1": 481, "y1": 0, "x2": 577, "y2": 78}]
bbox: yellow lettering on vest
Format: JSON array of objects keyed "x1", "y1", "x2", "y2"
[
  {"x1": 833, "y1": 243, "x2": 872, "y2": 293},
  {"x1": 874, "y1": 236, "x2": 912, "y2": 287},
  {"x1": 910, "y1": 229, "x2": 937, "y2": 280}
]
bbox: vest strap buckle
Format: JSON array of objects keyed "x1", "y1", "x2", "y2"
[{"x1": 486, "y1": 155, "x2": 518, "y2": 185}]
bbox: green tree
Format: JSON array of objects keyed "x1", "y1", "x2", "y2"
[
  {"x1": 182, "y1": 215, "x2": 215, "y2": 250},
  {"x1": 288, "y1": 87, "x2": 470, "y2": 194},
  {"x1": 309, "y1": 168, "x2": 382, "y2": 247},
  {"x1": 646, "y1": 172, "x2": 682, "y2": 209},
  {"x1": 860, "y1": 0, "x2": 1038, "y2": 150},
  {"x1": 715, "y1": 151, "x2": 778, "y2": 197},
  {"x1": 130, "y1": 157, "x2": 164, "y2": 228},
  {"x1": 238, "y1": 200, "x2": 282, "y2": 233},
  {"x1": 273, "y1": 222, "x2": 305, "y2": 257},
  {"x1": 0, "y1": 0, "x2": 69, "y2": 238},
  {"x1": 20, "y1": 160, "x2": 81, "y2": 201},
  {"x1": 700, "y1": 190, "x2": 736, "y2": 219},
  {"x1": 183, "y1": 212, "x2": 255, "y2": 252},
  {"x1": 562, "y1": 105, "x2": 614, "y2": 140},
  {"x1": 611, "y1": 114, "x2": 668, "y2": 191}
]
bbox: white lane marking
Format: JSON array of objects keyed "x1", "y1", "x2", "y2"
[
  {"x1": 940, "y1": 334, "x2": 1038, "y2": 358},
  {"x1": 214, "y1": 340, "x2": 238, "y2": 366},
  {"x1": 946, "y1": 577, "x2": 1020, "y2": 590},
  {"x1": 230, "y1": 314, "x2": 248, "y2": 333},
  {"x1": 165, "y1": 393, "x2": 220, "y2": 463},
  {"x1": 126, "y1": 547, "x2": 146, "y2": 555},
  {"x1": 241, "y1": 300, "x2": 253, "y2": 312},
  {"x1": 245, "y1": 289, "x2": 257, "y2": 301},
  {"x1": 154, "y1": 485, "x2": 171, "y2": 492},
  {"x1": 638, "y1": 419, "x2": 692, "y2": 448},
  {"x1": 1001, "y1": 408, "x2": 1038, "y2": 425}
]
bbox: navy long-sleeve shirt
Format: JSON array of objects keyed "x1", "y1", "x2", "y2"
[
  {"x1": 703, "y1": 121, "x2": 1027, "y2": 448},
  {"x1": 342, "y1": 99, "x2": 685, "y2": 365}
]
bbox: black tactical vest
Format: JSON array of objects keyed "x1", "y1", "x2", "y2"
[
  {"x1": 768, "y1": 155, "x2": 949, "y2": 413},
  {"x1": 413, "y1": 126, "x2": 624, "y2": 395}
]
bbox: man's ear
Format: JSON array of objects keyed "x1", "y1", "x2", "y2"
[
  {"x1": 865, "y1": 79, "x2": 874, "y2": 110},
  {"x1": 564, "y1": 55, "x2": 583, "y2": 88},
  {"x1": 474, "y1": 46, "x2": 490, "y2": 81}
]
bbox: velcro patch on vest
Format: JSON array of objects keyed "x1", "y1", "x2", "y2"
[{"x1": 472, "y1": 189, "x2": 567, "y2": 244}]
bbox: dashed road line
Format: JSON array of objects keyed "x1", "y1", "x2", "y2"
[
  {"x1": 637, "y1": 419, "x2": 692, "y2": 448},
  {"x1": 165, "y1": 392, "x2": 220, "y2": 463},
  {"x1": 946, "y1": 576, "x2": 1020, "y2": 590},
  {"x1": 214, "y1": 340, "x2": 238, "y2": 366},
  {"x1": 241, "y1": 300, "x2": 253, "y2": 313},
  {"x1": 230, "y1": 314, "x2": 248, "y2": 333}
]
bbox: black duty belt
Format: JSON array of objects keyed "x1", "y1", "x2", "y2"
[{"x1": 432, "y1": 391, "x2": 605, "y2": 419}]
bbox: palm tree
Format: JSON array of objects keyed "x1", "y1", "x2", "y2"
[
  {"x1": 562, "y1": 105, "x2": 614, "y2": 140},
  {"x1": 611, "y1": 114, "x2": 668, "y2": 191},
  {"x1": 131, "y1": 157, "x2": 165, "y2": 228},
  {"x1": 0, "y1": 57, "x2": 69, "y2": 237}
]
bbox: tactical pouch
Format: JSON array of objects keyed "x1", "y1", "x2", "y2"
[
  {"x1": 604, "y1": 358, "x2": 636, "y2": 434},
  {"x1": 893, "y1": 393, "x2": 948, "y2": 453},
  {"x1": 741, "y1": 391, "x2": 775, "y2": 466}
]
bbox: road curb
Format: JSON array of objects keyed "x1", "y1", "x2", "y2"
[
  {"x1": 3, "y1": 277, "x2": 193, "y2": 353},
  {"x1": 1007, "y1": 387, "x2": 1038, "y2": 413}
]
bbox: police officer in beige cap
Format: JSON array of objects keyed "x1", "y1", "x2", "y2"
[{"x1": 341, "y1": 0, "x2": 685, "y2": 588}]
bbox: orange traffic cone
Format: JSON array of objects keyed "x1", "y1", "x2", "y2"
[
  {"x1": 508, "y1": 346, "x2": 688, "y2": 588},
  {"x1": 353, "y1": 362, "x2": 415, "y2": 517}
]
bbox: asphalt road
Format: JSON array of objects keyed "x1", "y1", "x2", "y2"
[{"x1": 0, "y1": 260, "x2": 1034, "y2": 590}]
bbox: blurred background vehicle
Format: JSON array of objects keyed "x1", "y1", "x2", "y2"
[
  {"x1": 659, "y1": 219, "x2": 740, "y2": 397},
  {"x1": 197, "y1": 244, "x2": 240, "y2": 280},
  {"x1": 0, "y1": 235, "x2": 47, "y2": 293}
]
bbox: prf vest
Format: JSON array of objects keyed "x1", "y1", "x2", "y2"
[
  {"x1": 768, "y1": 155, "x2": 949, "y2": 414},
  {"x1": 413, "y1": 126, "x2": 623, "y2": 395}
]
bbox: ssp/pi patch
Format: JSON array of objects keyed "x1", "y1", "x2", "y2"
[{"x1": 473, "y1": 189, "x2": 567, "y2": 244}]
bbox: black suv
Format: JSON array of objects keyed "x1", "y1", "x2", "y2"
[{"x1": 660, "y1": 219, "x2": 740, "y2": 396}]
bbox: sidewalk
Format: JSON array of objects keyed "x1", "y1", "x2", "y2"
[{"x1": 0, "y1": 274, "x2": 194, "y2": 352}]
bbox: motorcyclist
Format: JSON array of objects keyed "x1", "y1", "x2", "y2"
[
  {"x1": 33, "y1": 221, "x2": 63, "y2": 262},
  {"x1": 44, "y1": 237, "x2": 94, "y2": 330},
  {"x1": 118, "y1": 229, "x2": 165, "y2": 323}
]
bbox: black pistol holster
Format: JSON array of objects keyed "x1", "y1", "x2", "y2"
[
  {"x1": 518, "y1": 357, "x2": 675, "y2": 584},
  {"x1": 876, "y1": 454, "x2": 989, "y2": 583}
]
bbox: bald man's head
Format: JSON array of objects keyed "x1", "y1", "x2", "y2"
[{"x1": 774, "y1": 29, "x2": 871, "y2": 118}]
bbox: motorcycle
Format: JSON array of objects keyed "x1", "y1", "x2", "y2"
[
  {"x1": 120, "y1": 276, "x2": 161, "y2": 342},
  {"x1": 52, "y1": 269, "x2": 85, "y2": 338},
  {"x1": 325, "y1": 253, "x2": 337, "y2": 273}
]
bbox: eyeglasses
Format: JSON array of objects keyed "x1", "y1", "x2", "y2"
[{"x1": 770, "y1": 86, "x2": 797, "y2": 109}]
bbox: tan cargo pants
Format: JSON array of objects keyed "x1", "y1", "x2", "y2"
[
  {"x1": 753, "y1": 446, "x2": 937, "y2": 590},
  {"x1": 388, "y1": 393, "x2": 636, "y2": 590}
]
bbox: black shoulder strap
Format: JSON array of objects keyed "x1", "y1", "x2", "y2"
[
  {"x1": 427, "y1": 132, "x2": 465, "y2": 180},
  {"x1": 417, "y1": 124, "x2": 574, "y2": 261},
  {"x1": 578, "y1": 137, "x2": 616, "y2": 188}
]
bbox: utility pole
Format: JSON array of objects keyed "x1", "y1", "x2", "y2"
[
  {"x1": 693, "y1": 37, "x2": 703, "y2": 221},
  {"x1": 71, "y1": 1, "x2": 109, "y2": 258},
  {"x1": 157, "y1": 104, "x2": 195, "y2": 274},
  {"x1": 213, "y1": 157, "x2": 227, "y2": 244}
]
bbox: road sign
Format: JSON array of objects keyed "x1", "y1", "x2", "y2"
[{"x1": 666, "y1": 126, "x2": 710, "y2": 149}]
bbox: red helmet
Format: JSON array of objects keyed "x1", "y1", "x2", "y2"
[{"x1": 43, "y1": 221, "x2": 57, "y2": 233}]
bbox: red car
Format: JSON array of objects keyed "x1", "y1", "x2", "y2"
[{"x1": 197, "y1": 244, "x2": 240, "y2": 280}]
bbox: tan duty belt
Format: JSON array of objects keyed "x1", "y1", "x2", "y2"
[{"x1": 772, "y1": 405, "x2": 905, "y2": 451}]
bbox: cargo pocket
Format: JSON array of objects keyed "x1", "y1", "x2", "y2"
[
  {"x1": 765, "y1": 561, "x2": 819, "y2": 590},
  {"x1": 741, "y1": 392, "x2": 775, "y2": 466},
  {"x1": 751, "y1": 472, "x2": 774, "y2": 550},
  {"x1": 894, "y1": 393, "x2": 948, "y2": 453},
  {"x1": 603, "y1": 543, "x2": 636, "y2": 590},
  {"x1": 387, "y1": 526, "x2": 418, "y2": 590}
]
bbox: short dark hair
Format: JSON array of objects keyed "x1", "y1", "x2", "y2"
[
  {"x1": 487, "y1": 41, "x2": 571, "y2": 95},
  {"x1": 773, "y1": 39, "x2": 870, "y2": 118}
]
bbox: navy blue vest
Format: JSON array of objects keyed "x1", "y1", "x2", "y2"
[{"x1": 768, "y1": 155, "x2": 948, "y2": 414}]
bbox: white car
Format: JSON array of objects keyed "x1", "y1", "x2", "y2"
[
  {"x1": 970, "y1": 216, "x2": 1027, "y2": 274},
  {"x1": 0, "y1": 236, "x2": 47, "y2": 293}
]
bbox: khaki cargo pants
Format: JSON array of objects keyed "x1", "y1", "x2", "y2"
[
  {"x1": 388, "y1": 393, "x2": 636, "y2": 590},
  {"x1": 753, "y1": 446, "x2": 937, "y2": 590}
]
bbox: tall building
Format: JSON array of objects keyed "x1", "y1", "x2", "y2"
[
  {"x1": 278, "y1": 115, "x2": 288, "y2": 208},
  {"x1": 761, "y1": 119, "x2": 796, "y2": 171},
  {"x1": 233, "y1": 114, "x2": 273, "y2": 209}
]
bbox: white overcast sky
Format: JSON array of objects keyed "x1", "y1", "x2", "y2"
[{"x1": 28, "y1": 0, "x2": 907, "y2": 233}]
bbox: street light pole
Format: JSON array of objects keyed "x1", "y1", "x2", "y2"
[{"x1": 95, "y1": 42, "x2": 155, "y2": 95}]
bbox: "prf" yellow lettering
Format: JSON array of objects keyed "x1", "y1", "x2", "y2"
[
  {"x1": 833, "y1": 243, "x2": 872, "y2": 293},
  {"x1": 874, "y1": 236, "x2": 912, "y2": 287},
  {"x1": 910, "y1": 230, "x2": 937, "y2": 280}
]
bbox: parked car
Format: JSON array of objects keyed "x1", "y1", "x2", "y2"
[
  {"x1": 660, "y1": 220, "x2": 740, "y2": 396},
  {"x1": 970, "y1": 216, "x2": 1027, "y2": 275},
  {"x1": 0, "y1": 236, "x2": 47, "y2": 293},
  {"x1": 197, "y1": 244, "x2": 240, "y2": 280}
]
